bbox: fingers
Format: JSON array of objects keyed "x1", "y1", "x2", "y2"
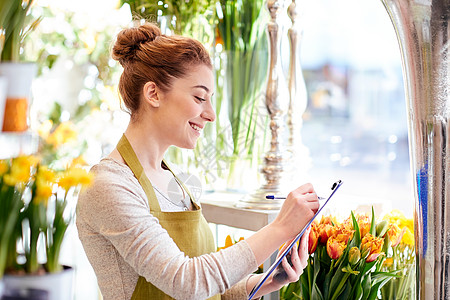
[
  {"x1": 292, "y1": 183, "x2": 315, "y2": 194},
  {"x1": 280, "y1": 243, "x2": 299, "y2": 282},
  {"x1": 298, "y1": 228, "x2": 310, "y2": 269}
]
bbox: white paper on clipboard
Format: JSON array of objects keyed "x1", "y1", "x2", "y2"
[{"x1": 247, "y1": 180, "x2": 343, "y2": 300}]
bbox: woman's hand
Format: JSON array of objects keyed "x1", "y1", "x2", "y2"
[
  {"x1": 247, "y1": 228, "x2": 311, "y2": 299},
  {"x1": 271, "y1": 227, "x2": 310, "y2": 287},
  {"x1": 272, "y1": 183, "x2": 320, "y2": 241}
]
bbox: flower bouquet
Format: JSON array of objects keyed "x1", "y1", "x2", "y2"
[
  {"x1": 281, "y1": 208, "x2": 410, "y2": 300},
  {"x1": 380, "y1": 210, "x2": 415, "y2": 299},
  {"x1": 0, "y1": 155, "x2": 92, "y2": 278}
]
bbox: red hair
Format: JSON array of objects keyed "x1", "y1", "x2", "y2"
[{"x1": 112, "y1": 22, "x2": 212, "y2": 118}]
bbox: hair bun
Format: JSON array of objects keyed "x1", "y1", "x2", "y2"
[{"x1": 112, "y1": 23, "x2": 162, "y2": 64}]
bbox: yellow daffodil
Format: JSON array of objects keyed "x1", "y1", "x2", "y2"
[
  {"x1": 36, "y1": 165, "x2": 56, "y2": 183},
  {"x1": 35, "y1": 181, "x2": 53, "y2": 205},
  {"x1": 3, "y1": 156, "x2": 39, "y2": 186},
  {"x1": 57, "y1": 166, "x2": 93, "y2": 191},
  {"x1": 217, "y1": 235, "x2": 244, "y2": 251},
  {"x1": 0, "y1": 160, "x2": 9, "y2": 176},
  {"x1": 46, "y1": 122, "x2": 77, "y2": 148},
  {"x1": 33, "y1": 166, "x2": 57, "y2": 205}
]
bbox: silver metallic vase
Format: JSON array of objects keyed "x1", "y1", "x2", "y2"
[
  {"x1": 380, "y1": 0, "x2": 449, "y2": 298},
  {"x1": 236, "y1": 0, "x2": 289, "y2": 209}
]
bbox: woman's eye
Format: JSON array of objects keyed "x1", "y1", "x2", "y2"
[{"x1": 194, "y1": 96, "x2": 206, "y2": 102}]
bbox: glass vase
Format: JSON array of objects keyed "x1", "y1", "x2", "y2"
[{"x1": 379, "y1": 0, "x2": 449, "y2": 298}]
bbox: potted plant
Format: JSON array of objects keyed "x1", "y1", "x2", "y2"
[
  {"x1": 0, "y1": 155, "x2": 92, "y2": 300},
  {"x1": 0, "y1": 0, "x2": 40, "y2": 132}
]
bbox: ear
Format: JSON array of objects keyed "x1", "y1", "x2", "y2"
[{"x1": 142, "y1": 81, "x2": 160, "y2": 108}]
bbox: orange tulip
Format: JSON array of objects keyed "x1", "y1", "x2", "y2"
[
  {"x1": 309, "y1": 227, "x2": 319, "y2": 254},
  {"x1": 320, "y1": 215, "x2": 336, "y2": 226},
  {"x1": 387, "y1": 224, "x2": 406, "y2": 247},
  {"x1": 361, "y1": 233, "x2": 384, "y2": 262},
  {"x1": 357, "y1": 214, "x2": 371, "y2": 238},
  {"x1": 327, "y1": 236, "x2": 346, "y2": 260},
  {"x1": 333, "y1": 224, "x2": 354, "y2": 244},
  {"x1": 318, "y1": 223, "x2": 334, "y2": 244}
]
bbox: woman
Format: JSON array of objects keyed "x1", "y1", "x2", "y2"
[{"x1": 76, "y1": 22, "x2": 320, "y2": 300}]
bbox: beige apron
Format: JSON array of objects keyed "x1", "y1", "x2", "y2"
[{"x1": 116, "y1": 135, "x2": 220, "y2": 300}]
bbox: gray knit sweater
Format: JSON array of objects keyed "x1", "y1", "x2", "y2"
[{"x1": 76, "y1": 158, "x2": 258, "y2": 300}]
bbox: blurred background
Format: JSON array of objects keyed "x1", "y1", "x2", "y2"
[{"x1": 7, "y1": 0, "x2": 413, "y2": 298}]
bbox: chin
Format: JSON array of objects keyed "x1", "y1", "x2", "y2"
[{"x1": 175, "y1": 141, "x2": 197, "y2": 150}]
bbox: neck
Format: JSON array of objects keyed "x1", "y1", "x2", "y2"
[{"x1": 123, "y1": 120, "x2": 168, "y2": 172}]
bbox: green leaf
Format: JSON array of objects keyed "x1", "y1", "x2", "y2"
[
  {"x1": 362, "y1": 273, "x2": 371, "y2": 300},
  {"x1": 351, "y1": 211, "x2": 361, "y2": 245},
  {"x1": 370, "y1": 206, "x2": 376, "y2": 236},
  {"x1": 337, "y1": 282, "x2": 352, "y2": 300},
  {"x1": 323, "y1": 269, "x2": 333, "y2": 299},
  {"x1": 312, "y1": 282, "x2": 324, "y2": 300},
  {"x1": 342, "y1": 264, "x2": 360, "y2": 276},
  {"x1": 300, "y1": 272, "x2": 310, "y2": 300},
  {"x1": 328, "y1": 264, "x2": 354, "y2": 300},
  {"x1": 354, "y1": 281, "x2": 364, "y2": 300},
  {"x1": 368, "y1": 276, "x2": 394, "y2": 300}
]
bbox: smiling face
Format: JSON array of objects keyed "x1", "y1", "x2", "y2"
[{"x1": 152, "y1": 64, "x2": 216, "y2": 149}]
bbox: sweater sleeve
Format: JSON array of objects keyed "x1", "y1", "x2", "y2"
[{"x1": 76, "y1": 159, "x2": 259, "y2": 300}]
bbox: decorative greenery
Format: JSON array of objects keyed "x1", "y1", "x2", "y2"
[
  {"x1": 281, "y1": 208, "x2": 408, "y2": 300},
  {"x1": 216, "y1": 0, "x2": 268, "y2": 158},
  {"x1": 120, "y1": 0, "x2": 216, "y2": 39},
  {"x1": 0, "y1": 155, "x2": 92, "y2": 275},
  {"x1": 0, "y1": 0, "x2": 41, "y2": 62}
]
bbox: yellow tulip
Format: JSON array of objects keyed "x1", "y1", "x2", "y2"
[
  {"x1": 349, "y1": 247, "x2": 361, "y2": 265},
  {"x1": 401, "y1": 227, "x2": 415, "y2": 247}
]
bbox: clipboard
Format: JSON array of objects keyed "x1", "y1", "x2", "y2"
[{"x1": 248, "y1": 180, "x2": 343, "y2": 300}]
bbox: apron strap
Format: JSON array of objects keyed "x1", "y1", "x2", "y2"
[
  {"x1": 162, "y1": 160, "x2": 200, "y2": 210},
  {"x1": 117, "y1": 134, "x2": 162, "y2": 212}
]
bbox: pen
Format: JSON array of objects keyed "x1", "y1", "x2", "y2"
[{"x1": 266, "y1": 195, "x2": 326, "y2": 200}]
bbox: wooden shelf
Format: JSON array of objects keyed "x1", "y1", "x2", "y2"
[
  {"x1": 201, "y1": 191, "x2": 279, "y2": 231},
  {"x1": 0, "y1": 131, "x2": 39, "y2": 159}
]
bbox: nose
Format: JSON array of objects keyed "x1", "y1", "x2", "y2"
[{"x1": 201, "y1": 100, "x2": 216, "y2": 122}]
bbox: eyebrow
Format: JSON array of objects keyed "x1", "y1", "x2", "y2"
[
  {"x1": 192, "y1": 85, "x2": 215, "y2": 97},
  {"x1": 192, "y1": 85, "x2": 210, "y2": 93}
]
